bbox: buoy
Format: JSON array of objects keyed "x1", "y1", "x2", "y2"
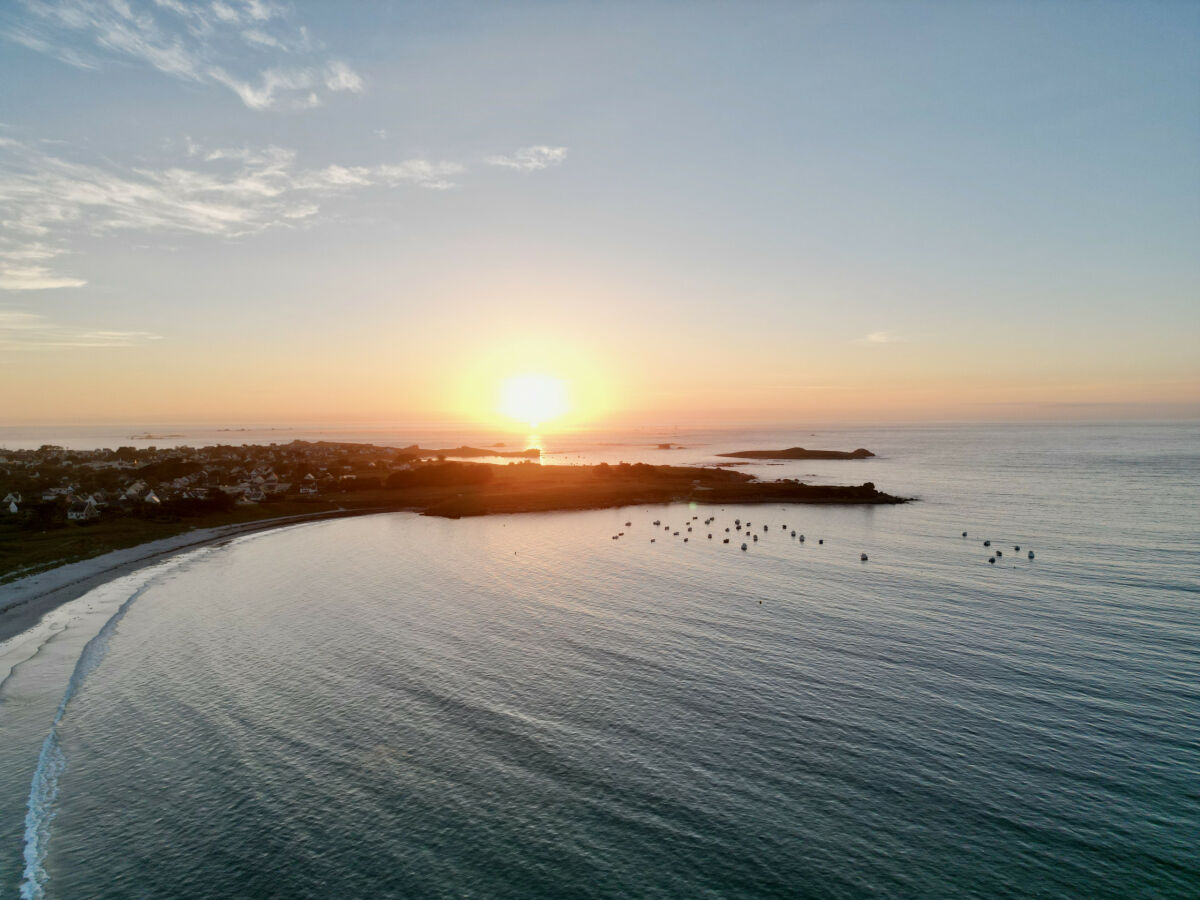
[
  {"x1": 763, "y1": 525, "x2": 769, "y2": 531},
  {"x1": 753, "y1": 534, "x2": 758, "y2": 542},
  {"x1": 791, "y1": 530, "x2": 796, "y2": 537},
  {"x1": 860, "y1": 553, "x2": 868, "y2": 561},
  {"x1": 684, "y1": 538, "x2": 688, "y2": 542},
  {"x1": 708, "y1": 533, "x2": 712, "y2": 539},
  {"x1": 989, "y1": 557, "x2": 996, "y2": 564},
  {"x1": 996, "y1": 550, "x2": 1003, "y2": 557},
  {"x1": 1014, "y1": 545, "x2": 1020, "y2": 551},
  {"x1": 798, "y1": 534, "x2": 805, "y2": 542},
  {"x1": 740, "y1": 543, "x2": 748, "y2": 550},
  {"x1": 818, "y1": 539, "x2": 823, "y2": 545},
  {"x1": 962, "y1": 531, "x2": 967, "y2": 537},
  {"x1": 1028, "y1": 550, "x2": 1034, "y2": 559},
  {"x1": 725, "y1": 527, "x2": 730, "y2": 532},
  {"x1": 983, "y1": 540, "x2": 991, "y2": 547}
]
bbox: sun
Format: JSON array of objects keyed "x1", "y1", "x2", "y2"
[{"x1": 497, "y1": 374, "x2": 569, "y2": 428}]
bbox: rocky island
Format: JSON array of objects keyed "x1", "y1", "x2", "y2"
[{"x1": 717, "y1": 447, "x2": 875, "y2": 460}]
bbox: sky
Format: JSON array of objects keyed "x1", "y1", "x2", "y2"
[{"x1": 1, "y1": 0, "x2": 1197, "y2": 427}]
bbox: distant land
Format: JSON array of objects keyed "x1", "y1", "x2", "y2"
[
  {"x1": 717, "y1": 447, "x2": 876, "y2": 460},
  {"x1": 405, "y1": 445, "x2": 541, "y2": 459}
]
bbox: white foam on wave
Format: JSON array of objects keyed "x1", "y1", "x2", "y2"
[{"x1": 18, "y1": 549, "x2": 210, "y2": 900}]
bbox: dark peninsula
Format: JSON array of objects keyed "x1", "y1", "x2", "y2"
[{"x1": 717, "y1": 447, "x2": 875, "y2": 460}]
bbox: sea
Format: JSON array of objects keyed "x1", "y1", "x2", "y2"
[{"x1": 0, "y1": 421, "x2": 1197, "y2": 898}]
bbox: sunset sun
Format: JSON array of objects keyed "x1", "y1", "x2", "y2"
[{"x1": 497, "y1": 374, "x2": 569, "y2": 428}]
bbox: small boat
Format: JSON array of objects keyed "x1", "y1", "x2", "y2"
[
  {"x1": 988, "y1": 557, "x2": 996, "y2": 564},
  {"x1": 798, "y1": 534, "x2": 805, "y2": 542},
  {"x1": 983, "y1": 540, "x2": 991, "y2": 547},
  {"x1": 741, "y1": 543, "x2": 748, "y2": 551},
  {"x1": 860, "y1": 553, "x2": 868, "y2": 561},
  {"x1": 962, "y1": 531, "x2": 968, "y2": 537},
  {"x1": 1028, "y1": 550, "x2": 1035, "y2": 559}
]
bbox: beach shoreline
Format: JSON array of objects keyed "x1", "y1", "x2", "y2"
[{"x1": 0, "y1": 507, "x2": 402, "y2": 645}]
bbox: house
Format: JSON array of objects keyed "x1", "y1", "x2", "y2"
[
  {"x1": 67, "y1": 499, "x2": 100, "y2": 522},
  {"x1": 299, "y1": 484, "x2": 318, "y2": 495}
]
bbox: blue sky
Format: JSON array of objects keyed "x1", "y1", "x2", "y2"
[{"x1": 1, "y1": 1, "x2": 1197, "y2": 423}]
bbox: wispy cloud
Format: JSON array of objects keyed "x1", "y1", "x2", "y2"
[
  {"x1": 0, "y1": 309, "x2": 162, "y2": 349},
  {"x1": 485, "y1": 146, "x2": 568, "y2": 172},
  {"x1": 0, "y1": 137, "x2": 564, "y2": 289},
  {"x1": 6, "y1": 0, "x2": 363, "y2": 111},
  {"x1": 0, "y1": 264, "x2": 86, "y2": 290},
  {"x1": 0, "y1": 242, "x2": 85, "y2": 289},
  {"x1": 857, "y1": 331, "x2": 907, "y2": 344}
]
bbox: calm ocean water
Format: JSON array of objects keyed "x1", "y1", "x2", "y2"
[{"x1": 1, "y1": 422, "x2": 1197, "y2": 898}]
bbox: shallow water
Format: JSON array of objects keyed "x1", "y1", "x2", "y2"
[{"x1": 1, "y1": 422, "x2": 1198, "y2": 897}]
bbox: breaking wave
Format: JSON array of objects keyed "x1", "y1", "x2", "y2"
[{"x1": 18, "y1": 553, "x2": 203, "y2": 900}]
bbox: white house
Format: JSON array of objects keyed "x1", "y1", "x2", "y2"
[{"x1": 67, "y1": 499, "x2": 100, "y2": 522}]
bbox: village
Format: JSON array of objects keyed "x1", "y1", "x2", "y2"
[{"x1": 0, "y1": 440, "x2": 453, "y2": 527}]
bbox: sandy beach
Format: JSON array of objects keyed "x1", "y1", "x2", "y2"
[{"x1": 0, "y1": 508, "x2": 398, "y2": 645}]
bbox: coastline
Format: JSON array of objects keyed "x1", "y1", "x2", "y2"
[
  {"x1": 0, "y1": 507, "x2": 401, "y2": 645},
  {"x1": 0, "y1": 467, "x2": 909, "y2": 645}
]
